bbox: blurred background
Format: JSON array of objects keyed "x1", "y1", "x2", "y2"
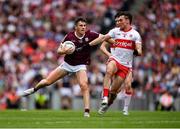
[{"x1": 0, "y1": 0, "x2": 179, "y2": 111}]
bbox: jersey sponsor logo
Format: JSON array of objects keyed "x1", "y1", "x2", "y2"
[
  {"x1": 122, "y1": 33, "x2": 127, "y2": 37},
  {"x1": 85, "y1": 37, "x2": 89, "y2": 42},
  {"x1": 111, "y1": 39, "x2": 135, "y2": 49}
]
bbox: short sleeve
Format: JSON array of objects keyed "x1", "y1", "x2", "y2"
[
  {"x1": 89, "y1": 30, "x2": 99, "y2": 39},
  {"x1": 135, "y1": 32, "x2": 142, "y2": 45},
  {"x1": 62, "y1": 34, "x2": 70, "y2": 42},
  {"x1": 108, "y1": 28, "x2": 115, "y2": 38}
]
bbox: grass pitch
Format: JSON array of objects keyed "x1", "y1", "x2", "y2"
[{"x1": 0, "y1": 110, "x2": 180, "y2": 128}]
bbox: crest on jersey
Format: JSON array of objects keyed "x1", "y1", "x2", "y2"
[
  {"x1": 85, "y1": 37, "x2": 89, "y2": 42},
  {"x1": 79, "y1": 39, "x2": 83, "y2": 43},
  {"x1": 129, "y1": 34, "x2": 133, "y2": 38}
]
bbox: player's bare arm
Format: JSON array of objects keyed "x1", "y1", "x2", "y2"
[
  {"x1": 135, "y1": 42, "x2": 142, "y2": 56},
  {"x1": 76, "y1": 34, "x2": 115, "y2": 52},
  {"x1": 89, "y1": 34, "x2": 113, "y2": 46},
  {"x1": 100, "y1": 42, "x2": 112, "y2": 57},
  {"x1": 107, "y1": 38, "x2": 116, "y2": 44}
]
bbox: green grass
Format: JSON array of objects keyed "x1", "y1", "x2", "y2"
[{"x1": 0, "y1": 110, "x2": 180, "y2": 128}]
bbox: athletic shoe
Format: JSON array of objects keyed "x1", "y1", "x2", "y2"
[
  {"x1": 84, "y1": 112, "x2": 90, "y2": 117},
  {"x1": 123, "y1": 110, "x2": 129, "y2": 116},
  {"x1": 101, "y1": 96, "x2": 108, "y2": 105},
  {"x1": 21, "y1": 88, "x2": 36, "y2": 97},
  {"x1": 98, "y1": 104, "x2": 109, "y2": 115}
]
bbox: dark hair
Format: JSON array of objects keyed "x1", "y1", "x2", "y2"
[
  {"x1": 114, "y1": 11, "x2": 133, "y2": 24},
  {"x1": 75, "y1": 17, "x2": 87, "y2": 25}
]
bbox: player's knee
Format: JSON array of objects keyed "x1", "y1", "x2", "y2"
[
  {"x1": 125, "y1": 84, "x2": 132, "y2": 91},
  {"x1": 79, "y1": 82, "x2": 89, "y2": 91}
]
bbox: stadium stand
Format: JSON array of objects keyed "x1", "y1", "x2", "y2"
[{"x1": 0, "y1": 0, "x2": 179, "y2": 111}]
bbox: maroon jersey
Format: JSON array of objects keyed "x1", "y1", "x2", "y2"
[{"x1": 62, "y1": 30, "x2": 99, "y2": 66}]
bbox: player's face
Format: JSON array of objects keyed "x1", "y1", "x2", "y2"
[
  {"x1": 115, "y1": 15, "x2": 128, "y2": 29},
  {"x1": 115, "y1": 17, "x2": 121, "y2": 27},
  {"x1": 75, "y1": 21, "x2": 87, "y2": 36}
]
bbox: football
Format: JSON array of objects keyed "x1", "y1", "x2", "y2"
[{"x1": 62, "y1": 41, "x2": 75, "y2": 54}]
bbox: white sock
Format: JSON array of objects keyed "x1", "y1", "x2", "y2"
[
  {"x1": 117, "y1": 90, "x2": 126, "y2": 100},
  {"x1": 123, "y1": 94, "x2": 131, "y2": 112}
]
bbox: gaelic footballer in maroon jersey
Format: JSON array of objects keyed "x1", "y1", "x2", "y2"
[
  {"x1": 62, "y1": 30, "x2": 99, "y2": 66},
  {"x1": 22, "y1": 17, "x2": 99, "y2": 117}
]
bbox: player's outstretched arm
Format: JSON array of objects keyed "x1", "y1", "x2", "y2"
[
  {"x1": 107, "y1": 38, "x2": 116, "y2": 44},
  {"x1": 89, "y1": 34, "x2": 112, "y2": 46},
  {"x1": 134, "y1": 43, "x2": 142, "y2": 56},
  {"x1": 100, "y1": 42, "x2": 112, "y2": 57},
  {"x1": 75, "y1": 34, "x2": 114, "y2": 52},
  {"x1": 89, "y1": 34, "x2": 105, "y2": 46}
]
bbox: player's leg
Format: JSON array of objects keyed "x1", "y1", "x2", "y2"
[
  {"x1": 98, "y1": 64, "x2": 130, "y2": 115},
  {"x1": 122, "y1": 71, "x2": 133, "y2": 115},
  {"x1": 98, "y1": 75, "x2": 124, "y2": 115},
  {"x1": 108, "y1": 66, "x2": 131, "y2": 107},
  {"x1": 108, "y1": 75, "x2": 124, "y2": 106},
  {"x1": 102, "y1": 60, "x2": 117, "y2": 105},
  {"x1": 22, "y1": 67, "x2": 68, "y2": 96},
  {"x1": 116, "y1": 83, "x2": 126, "y2": 100},
  {"x1": 76, "y1": 70, "x2": 90, "y2": 117},
  {"x1": 34, "y1": 67, "x2": 69, "y2": 91}
]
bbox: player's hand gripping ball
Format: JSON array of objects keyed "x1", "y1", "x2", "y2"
[{"x1": 61, "y1": 41, "x2": 75, "y2": 54}]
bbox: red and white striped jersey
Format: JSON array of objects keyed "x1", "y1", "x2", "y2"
[{"x1": 108, "y1": 27, "x2": 142, "y2": 68}]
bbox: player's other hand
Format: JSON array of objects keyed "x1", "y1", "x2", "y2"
[{"x1": 133, "y1": 50, "x2": 139, "y2": 56}]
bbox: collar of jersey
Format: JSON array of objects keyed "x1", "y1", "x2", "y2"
[
  {"x1": 120, "y1": 27, "x2": 132, "y2": 32},
  {"x1": 74, "y1": 31, "x2": 85, "y2": 39}
]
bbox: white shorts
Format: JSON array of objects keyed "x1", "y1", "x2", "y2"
[{"x1": 58, "y1": 61, "x2": 87, "y2": 73}]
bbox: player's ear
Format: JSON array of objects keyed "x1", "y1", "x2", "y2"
[{"x1": 74, "y1": 25, "x2": 77, "y2": 30}]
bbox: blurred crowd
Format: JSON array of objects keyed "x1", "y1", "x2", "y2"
[{"x1": 0, "y1": 0, "x2": 179, "y2": 110}]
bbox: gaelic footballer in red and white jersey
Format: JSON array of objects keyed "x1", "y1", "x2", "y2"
[{"x1": 108, "y1": 27, "x2": 142, "y2": 68}]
